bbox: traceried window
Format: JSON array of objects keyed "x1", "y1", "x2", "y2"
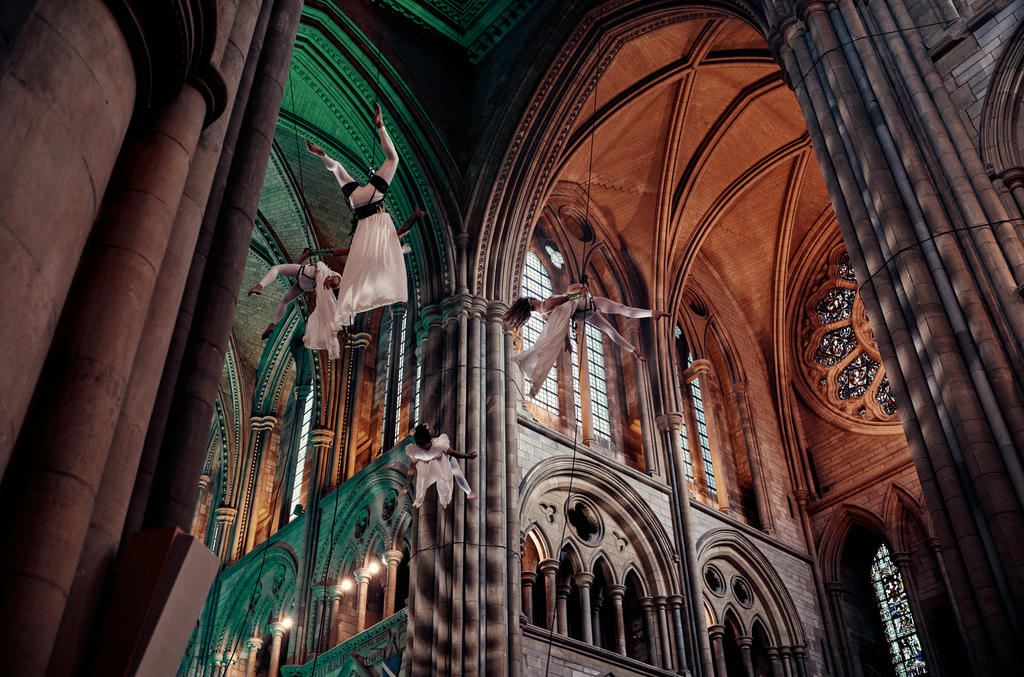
[
  {"x1": 291, "y1": 390, "x2": 314, "y2": 519},
  {"x1": 679, "y1": 419, "x2": 694, "y2": 483},
  {"x1": 688, "y1": 364, "x2": 716, "y2": 495},
  {"x1": 522, "y1": 251, "x2": 559, "y2": 413},
  {"x1": 799, "y1": 248, "x2": 898, "y2": 423},
  {"x1": 545, "y1": 243, "x2": 565, "y2": 269},
  {"x1": 871, "y1": 544, "x2": 929, "y2": 676},
  {"x1": 585, "y1": 324, "x2": 611, "y2": 439},
  {"x1": 391, "y1": 313, "x2": 408, "y2": 444}
]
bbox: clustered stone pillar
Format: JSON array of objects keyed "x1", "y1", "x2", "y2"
[
  {"x1": 770, "y1": 3, "x2": 1024, "y2": 671},
  {"x1": 329, "y1": 586, "x2": 344, "y2": 647},
  {"x1": 383, "y1": 550, "x2": 403, "y2": 618},
  {"x1": 668, "y1": 594, "x2": 689, "y2": 674},
  {"x1": 214, "y1": 505, "x2": 239, "y2": 561},
  {"x1": 655, "y1": 596, "x2": 673, "y2": 671},
  {"x1": 244, "y1": 636, "x2": 263, "y2": 677}
]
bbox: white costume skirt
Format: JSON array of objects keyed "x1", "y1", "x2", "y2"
[{"x1": 334, "y1": 211, "x2": 408, "y2": 326}]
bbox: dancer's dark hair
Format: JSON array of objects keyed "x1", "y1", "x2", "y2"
[
  {"x1": 503, "y1": 297, "x2": 535, "y2": 332},
  {"x1": 414, "y1": 424, "x2": 432, "y2": 447}
]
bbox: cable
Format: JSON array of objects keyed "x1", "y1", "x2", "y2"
[
  {"x1": 788, "y1": 18, "x2": 957, "y2": 94},
  {"x1": 861, "y1": 216, "x2": 1024, "y2": 284}
]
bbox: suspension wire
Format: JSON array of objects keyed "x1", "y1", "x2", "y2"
[
  {"x1": 788, "y1": 18, "x2": 957, "y2": 95},
  {"x1": 221, "y1": 527, "x2": 273, "y2": 674},
  {"x1": 542, "y1": 72, "x2": 600, "y2": 677}
]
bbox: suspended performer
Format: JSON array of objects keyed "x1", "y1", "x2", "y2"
[
  {"x1": 297, "y1": 208, "x2": 427, "y2": 263},
  {"x1": 247, "y1": 261, "x2": 344, "y2": 358},
  {"x1": 403, "y1": 424, "x2": 477, "y2": 509},
  {"x1": 306, "y1": 102, "x2": 408, "y2": 327},
  {"x1": 503, "y1": 285, "x2": 668, "y2": 397}
]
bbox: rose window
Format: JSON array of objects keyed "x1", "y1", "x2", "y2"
[{"x1": 798, "y1": 250, "x2": 899, "y2": 426}]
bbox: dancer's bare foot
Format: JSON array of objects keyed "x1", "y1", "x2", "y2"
[
  {"x1": 652, "y1": 310, "x2": 669, "y2": 320},
  {"x1": 298, "y1": 247, "x2": 313, "y2": 263},
  {"x1": 248, "y1": 284, "x2": 263, "y2": 297},
  {"x1": 261, "y1": 323, "x2": 275, "y2": 340},
  {"x1": 467, "y1": 491, "x2": 478, "y2": 500},
  {"x1": 634, "y1": 350, "x2": 647, "y2": 362}
]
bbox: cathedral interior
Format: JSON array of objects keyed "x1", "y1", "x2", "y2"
[{"x1": 1, "y1": 0, "x2": 1024, "y2": 676}]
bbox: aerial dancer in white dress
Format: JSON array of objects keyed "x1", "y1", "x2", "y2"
[
  {"x1": 306, "y1": 102, "x2": 407, "y2": 326},
  {"x1": 248, "y1": 261, "x2": 345, "y2": 358},
  {"x1": 404, "y1": 424, "x2": 477, "y2": 508},
  {"x1": 503, "y1": 286, "x2": 668, "y2": 397},
  {"x1": 297, "y1": 207, "x2": 427, "y2": 263}
]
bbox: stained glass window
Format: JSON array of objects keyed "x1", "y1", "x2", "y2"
[
  {"x1": 837, "y1": 253, "x2": 857, "y2": 282},
  {"x1": 687, "y1": 355, "x2": 716, "y2": 494},
  {"x1": 871, "y1": 544, "x2": 929, "y2": 676},
  {"x1": 876, "y1": 376, "x2": 897, "y2": 416},
  {"x1": 522, "y1": 252, "x2": 559, "y2": 413},
  {"x1": 838, "y1": 353, "x2": 880, "y2": 399},
  {"x1": 813, "y1": 326, "x2": 857, "y2": 367},
  {"x1": 815, "y1": 287, "x2": 857, "y2": 324}
]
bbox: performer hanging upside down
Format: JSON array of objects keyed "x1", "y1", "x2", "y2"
[
  {"x1": 306, "y1": 102, "x2": 409, "y2": 326},
  {"x1": 503, "y1": 285, "x2": 668, "y2": 397},
  {"x1": 404, "y1": 424, "x2": 477, "y2": 509},
  {"x1": 247, "y1": 261, "x2": 344, "y2": 358},
  {"x1": 297, "y1": 208, "x2": 427, "y2": 263}
]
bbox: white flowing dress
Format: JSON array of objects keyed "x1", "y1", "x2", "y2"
[
  {"x1": 302, "y1": 262, "x2": 343, "y2": 359},
  {"x1": 512, "y1": 294, "x2": 654, "y2": 397},
  {"x1": 406, "y1": 433, "x2": 454, "y2": 508},
  {"x1": 318, "y1": 133, "x2": 407, "y2": 326}
]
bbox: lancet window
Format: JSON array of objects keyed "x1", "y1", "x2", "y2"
[
  {"x1": 522, "y1": 251, "x2": 560, "y2": 413},
  {"x1": 871, "y1": 544, "x2": 929, "y2": 676}
]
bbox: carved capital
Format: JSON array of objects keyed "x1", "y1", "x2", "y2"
[
  {"x1": 310, "y1": 428, "x2": 335, "y2": 447},
  {"x1": 573, "y1": 572, "x2": 594, "y2": 588},
  {"x1": 383, "y1": 549, "x2": 404, "y2": 567},
  {"x1": 707, "y1": 623, "x2": 726, "y2": 640},
  {"x1": 250, "y1": 415, "x2": 277, "y2": 432},
  {"x1": 214, "y1": 506, "x2": 237, "y2": 524},
  {"x1": 655, "y1": 412, "x2": 684, "y2": 432}
]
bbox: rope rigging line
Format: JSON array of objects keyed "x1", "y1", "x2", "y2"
[{"x1": 542, "y1": 71, "x2": 601, "y2": 677}]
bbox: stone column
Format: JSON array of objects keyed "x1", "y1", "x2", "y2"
[
  {"x1": 731, "y1": 383, "x2": 772, "y2": 530},
  {"x1": 608, "y1": 584, "x2": 627, "y2": 655},
  {"x1": 539, "y1": 559, "x2": 559, "y2": 631},
  {"x1": 144, "y1": 0, "x2": 308, "y2": 534},
  {"x1": 575, "y1": 572, "x2": 594, "y2": 644},
  {"x1": 244, "y1": 637, "x2": 263, "y2": 677},
  {"x1": 555, "y1": 583, "x2": 570, "y2": 636},
  {"x1": 241, "y1": 415, "x2": 277, "y2": 555},
  {"x1": 738, "y1": 635, "x2": 755, "y2": 677},
  {"x1": 521, "y1": 571, "x2": 538, "y2": 625},
  {"x1": 328, "y1": 586, "x2": 343, "y2": 647},
  {"x1": 355, "y1": 567, "x2": 372, "y2": 634},
  {"x1": 780, "y1": 646, "x2": 794, "y2": 677},
  {"x1": 766, "y1": 647, "x2": 784, "y2": 677},
  {"x1": 708, "y1": 625, "x2": 728, "y2": 677},
  {"x1": 640, "y1": 598, "x2": 661, "y2": 666},
  {"x1": 793, "y1": 645, "x2": 808, "y2": 677},
  {"x1": 268, "y1": 621, "x2": 286, "y2": 677},
  {"x1": 655, "y1": 596, "x2": 673, "y2": 671},
  {"x1": 213, "y1": 506, "x2": 238, "y2": 561},
  {"x1": 668, "y1": 594, "x2": 689, "y2": 675},
  {"x1": 383, "y1": 550, "x2": 403, "y2": 618},
  {"x1": 826, "y1": 582, "x2": 854, "y2": 676},
  {"x1": 0, "y1": 0, "x2": 136, "y2": 473},
  {"x1": 657, "y1": 413, "x2": 711, "y2": 675},
  {"x1": 191, "y1": 474, "x2": 212, "y2": 535}
]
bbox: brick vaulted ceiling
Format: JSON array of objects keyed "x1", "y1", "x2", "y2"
[{"x1": 542, "y1": 15, "x2": 833, "y2": 355}]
